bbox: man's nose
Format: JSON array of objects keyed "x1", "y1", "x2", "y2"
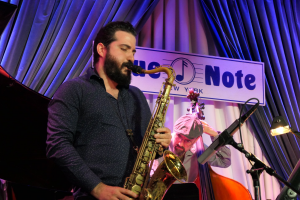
[
  {"x1": 178, "y1": 140, "x2": 183, "y2": 146},
  {"x1": 127, "y1": 53, "x2": 134, "y2": 63}
]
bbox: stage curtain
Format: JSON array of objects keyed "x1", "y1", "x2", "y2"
[
  {"x1": 199, "y1": 0, "x2": 300, "y2": 198},
  {"x1": 0, "y1": 0, "x2": 159, "y2": 97},
  {"x1": 137, "y1": 0, "x2": 282, "y2": 199},
  {"x1": 0, "y1": 0, "x2": 288, "y2": 199}
]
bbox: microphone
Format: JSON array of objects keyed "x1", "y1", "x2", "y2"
[
  {"x1": 197, "y1": 101, "x2": 259, "y2": 164},
  {"x1": 223, "y1": 101, "x2": 259, "y2": 138}
]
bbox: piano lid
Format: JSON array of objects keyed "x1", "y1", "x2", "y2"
[{"x1": 0, "y1": 65, "x2": 72, "y2": 191}]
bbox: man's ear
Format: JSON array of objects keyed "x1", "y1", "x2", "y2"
[{"x1": 96, "y1": 43, "x2": 106, "y2": 58}]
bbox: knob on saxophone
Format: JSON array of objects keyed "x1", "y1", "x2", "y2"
[{"x1": 123, "y1": 64, "x2": 187, "y2": 200}]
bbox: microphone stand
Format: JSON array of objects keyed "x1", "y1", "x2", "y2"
[{"x1": 216, "y1": 130, "x2": 300, "y2": 200}]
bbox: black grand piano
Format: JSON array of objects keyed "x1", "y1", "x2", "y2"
[
  {"x1": 0, "y1": 64, "x2": 73, "y2": 200},
  {"x1": 0, "y1": 64, "x2": 72, "y2": 189},
  {"x1": 0, "y1": 2, "x2": 72, "y2": 199}
]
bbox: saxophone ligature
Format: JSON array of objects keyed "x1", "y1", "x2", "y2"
[{"x1": 124, "y1": 63, "x2": 187, "y2": 200}]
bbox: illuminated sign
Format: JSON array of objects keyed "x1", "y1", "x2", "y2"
[{"x1": 132, "y1": 47, "x2": 265, "y2": 105}]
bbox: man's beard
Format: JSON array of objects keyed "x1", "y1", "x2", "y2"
[{"x1": 104, "y1": 53, "x2": 132, "y2": 86}]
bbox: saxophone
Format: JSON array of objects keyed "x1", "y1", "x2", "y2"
[{"x1": 124, "y1": 64, "x2": 187, "y2": 200}]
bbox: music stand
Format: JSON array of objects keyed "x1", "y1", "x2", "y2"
[{"x1": 163, "y1": 183, "x2": 199, "y2": 200}]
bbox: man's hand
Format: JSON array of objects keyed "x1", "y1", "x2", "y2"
[
  {"x1": 91, "y1": 182, "x2": 138, "y2": 200},
  {"x1": 154, "y1": 127, "x2": 172, "y2": 148},
  {"x1": 201, "y1": 120, "x2": 219, "y2": 137}
]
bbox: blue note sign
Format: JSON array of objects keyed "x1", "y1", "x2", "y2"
[
  {"x1": 205, "y1": 66, "x2": 256, "y2": 90},
  {"x1": 131, "y1": 47, "x2": 265, "y2": 105}
]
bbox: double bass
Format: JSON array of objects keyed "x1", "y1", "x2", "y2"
[{"x1": 186, "y1": 88, "x2": 252, "y2": 200}]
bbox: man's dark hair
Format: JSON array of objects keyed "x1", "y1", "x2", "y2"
[{"x1": 93, "y1": 21, "x2": 136, "y2": 65}]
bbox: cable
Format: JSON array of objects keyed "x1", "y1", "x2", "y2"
[{"x1": 238, "y1": 97, "x2": 259, "y2": 145}]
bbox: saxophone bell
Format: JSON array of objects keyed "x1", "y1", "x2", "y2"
[{"x1": 141, "y1": 150, "x2": 187, "y2": 200}]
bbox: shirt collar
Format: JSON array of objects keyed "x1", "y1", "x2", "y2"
[
  {"x1": 185, "y1": 149, "x2": 194, "y2": 157},
  {"x1": 87, "y1": 67, "x2": 100, "y2": 79}
]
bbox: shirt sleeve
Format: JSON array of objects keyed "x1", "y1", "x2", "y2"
[
  {"x1": 46, "y1": 80, "x2": 101, "y2": 193},
  {"x1": 205, "y1": 134, "x2": 231, "y2": 168}
]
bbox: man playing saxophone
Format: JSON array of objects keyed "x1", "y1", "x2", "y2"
[{"x1": 46, "y1": 21, "x2": 172, "y2": 200}]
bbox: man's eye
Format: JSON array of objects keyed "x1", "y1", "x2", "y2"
[{"x1": 121, "y1": 48, "x2": 127, "y2": 51}]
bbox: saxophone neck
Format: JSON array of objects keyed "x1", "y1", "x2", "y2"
[
  {"x1": 128, "y1": 64, "x2": 175, "y2": 83},
  {"x1": 144, "y1": 65, "x2": 175, "y2": 80}
]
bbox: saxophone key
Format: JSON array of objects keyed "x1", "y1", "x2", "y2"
[
  {"x1": 148, "y1": 134, "x2": 155, "y2": 141},
  {"x1": 139, "y1": 162, "x2": 146, "y2": 170},
  {"x1": 131, "y1": 184, "x2": 142, "y2": 194},
  {"x1": 147, "y1": 141, "x2": 153, "y2": 148},
  {"x1": 135, "y1": 174, "x2": 145, "y2": 185},
  {"x1": 143, "y1": 150, "x2": 150, "y2": 161},
  {"x1": 137, "y1": 163, "x2": 146, "y2": 174},
  {"x1": 150, "y1": 130, "x2": 155, "y2": 136}
]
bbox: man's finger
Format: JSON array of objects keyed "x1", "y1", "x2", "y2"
[
  {"x1": 154, "y1": 133, "x2": 171, "y2": 139},
  {"x1": 160, "y1": 142, "x2": 169, "y2": 147},
  {"x1": 156, "y1": 127, "x2": 171, "y2": 133},
  {"x1": 155, "y1": 139, "x2": 170, "y2": 147},
  {"x1": 155, "y1": 138, "x2": 167, "y2": 143},
  {"x1": 119, "y1": 188, "x2": 138, "y2": 199}
]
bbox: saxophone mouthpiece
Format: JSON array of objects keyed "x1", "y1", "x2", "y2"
[{"x1": 125, "y1": 61, "x2": 144, "y2": 74}]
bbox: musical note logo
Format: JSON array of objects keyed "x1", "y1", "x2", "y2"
[
  {"x1": 176, "y1": 60, "x2": 188, "y2": 81},
  {"x1": 171, "y1": 58, "x2": 196, "y2": 85}
]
